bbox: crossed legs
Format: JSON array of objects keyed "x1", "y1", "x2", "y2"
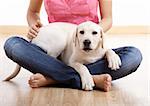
[{"x1": 4, "y1": 37, "x2": 142, "y2": 92}]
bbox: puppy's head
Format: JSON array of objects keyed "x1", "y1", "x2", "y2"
[{"x1": 74, "y1": 21, "x2": 104, "y2": 52}]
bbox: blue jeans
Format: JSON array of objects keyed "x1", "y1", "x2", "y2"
[{"x1": 4, "y1": 36, "x2": 142, "y2": 89}]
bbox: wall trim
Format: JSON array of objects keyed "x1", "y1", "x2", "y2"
[{"x1": 0, "y1": 25, "x2": 150, "y2": 36}]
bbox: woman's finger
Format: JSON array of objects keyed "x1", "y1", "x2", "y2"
[
  {"x1": 30, "y1": 28, "x2": 38, "y2": 36},
  {"x1": 36, "y1": 20, "x2": 43, "y2": 28},
  {"x1": 27, "y1": 32, "x2": 36, "y2": 39},
  {"x1": 27, "y1": 32, "x2": 32, "y2": 39},
  {"x1": 32, "y1": 25, "x2": 39, "y2": 33}
]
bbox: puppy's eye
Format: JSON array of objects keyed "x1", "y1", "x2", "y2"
[
  {"x1": 92, "y1": 31, "x2": 97, "y2": 35},
  {"x1": 79, "y1": 30, "x2": 84, "y2": 34}
]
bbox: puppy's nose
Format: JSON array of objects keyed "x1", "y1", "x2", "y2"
[{"x1": 83, "y1": 39, "x2": 91, "y2": 46}]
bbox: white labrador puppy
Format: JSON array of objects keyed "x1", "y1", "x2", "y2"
[
  {"x1": 4, "y1": 21, "x2": 121, "y2": 91},
  {"x1": 61, "y1": 21, "x2": 121, "y2": 90}
]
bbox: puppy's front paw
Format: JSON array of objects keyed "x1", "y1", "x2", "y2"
[
  {"x1": 81, "y1": 73, "x2": 95, "y2": 91},
  {"x1": 106, "y1": 50, "x2": 122, "y2": 70}
]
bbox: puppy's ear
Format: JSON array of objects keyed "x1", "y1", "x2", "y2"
[
  {"x1": 96, "y1": 28, "x2": 105, "y2": 50},
  {"x1": 95, "y1": 28, "x2": 105, "y2": 50},
  {"x1": 73, "y1": 28, "x2": 78, "y2": 47},
  {"x1": 100, "y1": 28, "x2": 105, "y2": 49}
]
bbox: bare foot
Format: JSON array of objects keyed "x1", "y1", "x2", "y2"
[
  {"x1": 92, "y1": 74, "x2": 112, "y2": 92},
  {"x1": 28, "y1": 73, "x2": 57, "y2": 88}
]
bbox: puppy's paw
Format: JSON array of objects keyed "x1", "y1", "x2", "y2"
[
  {"x1": 81, "y1": 73, "x2": 95, "y2": 91},
  {"x1": 106, "y1": 50, "x2": 122, "y2": 70}
]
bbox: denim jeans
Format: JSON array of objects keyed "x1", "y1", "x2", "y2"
[{"x1": 4, "y1": 36, "x2": 142, "y2": 89}]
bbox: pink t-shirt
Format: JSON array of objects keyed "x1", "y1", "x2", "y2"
[{"x1": 44, "y1": 0, "x2": 99, "y2": 25}]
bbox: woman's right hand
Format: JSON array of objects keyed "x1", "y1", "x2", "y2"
[{"x1": 27, "y1": 20, "x2": 43, "y2": 40}]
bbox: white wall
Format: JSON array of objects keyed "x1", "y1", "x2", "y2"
[
  {"x1": 0, "y1": 0, "x2": 48, "y2": 25},
  {"x1": 0, "y1": 0, "x2": 149, "y2": 26},
  {"x1": 113, "y1": 0, "x2": 150, "y2": 26}
]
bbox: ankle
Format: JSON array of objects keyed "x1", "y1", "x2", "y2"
[
  {"x1": 45, "y1": 77, "x2": 57, "y2": 84},
  {"x1": 92, "y1": 75, "x2": 101, "y2": 86}
]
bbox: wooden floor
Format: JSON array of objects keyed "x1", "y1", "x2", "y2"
[{"x1": 0, "y1": 33, "x2": 150, "y2": 106}]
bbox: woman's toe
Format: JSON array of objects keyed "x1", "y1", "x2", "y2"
[
  {"x1": 30, "y1": 83, "x2": 38, "y2": 88},
  {"x1": 30, "y1": 73, "x2": 43, "y2": 80}
]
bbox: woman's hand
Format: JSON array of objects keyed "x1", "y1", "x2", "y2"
[{"x1": 27, "y1": 20, "x2": 43, "y2": 39}]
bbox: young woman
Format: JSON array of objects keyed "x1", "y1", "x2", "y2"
[{"x1": 4, "y1": 0, "x2": 142, "y2": 92}]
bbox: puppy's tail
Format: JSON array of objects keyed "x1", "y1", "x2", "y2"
[{"x1": 4, "y1": 64, "x2": 21, "y2": 81}]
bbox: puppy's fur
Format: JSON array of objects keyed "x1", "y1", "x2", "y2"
[
  {"x1": 61, "y1": 21, "x2": 121, "y2": 90},
  {"x1": 4, "y1": 21, "x2": 121, "y2": 91}
]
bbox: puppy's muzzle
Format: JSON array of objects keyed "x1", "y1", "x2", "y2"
[{"x1": 83, "y1": 39, "x2": 92, "y2": 51}]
